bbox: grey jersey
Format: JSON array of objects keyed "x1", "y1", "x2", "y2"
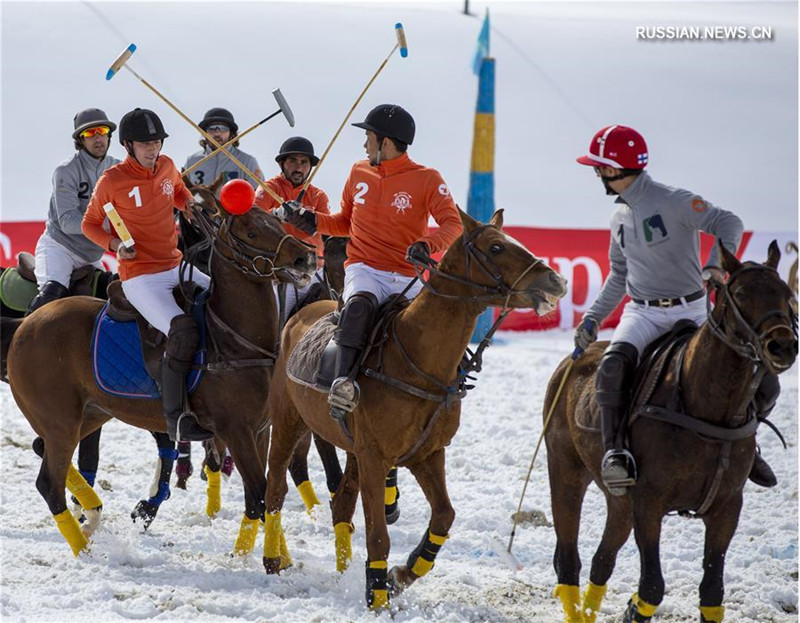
[
  {"x1": 183, "y1": 145, "x2": 263, "y2": 192},
  {"x1": 587, "y1": 171, "x2": 743, "y2": 323},
  {"x1": 45, "y1": 149, "x2": 120, "y2": 262}
]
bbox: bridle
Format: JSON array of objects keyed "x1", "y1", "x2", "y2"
[
  {"x1": 408, "y1": 224, "x2": 545, "y2": 308},
  {"x1": 706, "y1": 264, "x2": 797, "y2": 369}
]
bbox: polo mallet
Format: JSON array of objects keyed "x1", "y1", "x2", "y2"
[
  {"x1": 103, "y1": 202, "x2": 135, "y2": 249},
  {"x1": 183, "y1": 89, "x2": 295, "y2": 178},
  {"x1": 106, "y1": 44, "x2": 285, "y2": 205},
  {"x1": 296, "y1": 22, "x2": 408, "y2": 203},
  {"x1": 494, "y1": 347, "x2": 581, "y2": 571}
]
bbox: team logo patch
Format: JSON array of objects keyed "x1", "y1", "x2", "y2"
[
  {"x1": 692, "y1": 197, "x2": 708, "y2": 213},
  {"x1": 438, "y1": 184, "x2": 449, "y2": 196},
  {"x1": 643, "y1": 214, "x2": 668, "y2": 243},
  {"x1": 392, "y1": 191, "x2": 413, "y2": 214},
  {"x1": 161, "y1": 179, "x2": 174, "y2": 197}
]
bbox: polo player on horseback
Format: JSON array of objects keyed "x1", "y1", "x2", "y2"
[
  {"x1": 573, "y1": 125, "x2": 779, "y2": 495},
  {"x1": 82, "y1": 107, "x2": 212, "y2": 443},
  {"x1": 281, "y1": 104, "x2": 463, "y2": 421},
  {"x1": 28, "y1": 108, "x2": 120, "y2": 314}
]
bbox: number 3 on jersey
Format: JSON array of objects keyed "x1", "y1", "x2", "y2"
[
  {"x1": 128, "y1": 186, "x2": 142, "y2": 208},
  {"x1": 353, "y1": 182, "x2": 368, "y2": 205}
]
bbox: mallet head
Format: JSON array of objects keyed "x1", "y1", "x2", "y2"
[
  {"x1": 106, "y1": 43, "x2": 137, "y2": 81},
  {"x1": 272, "y1": 89, "x2": 295, "y2": 128},
  {"x1": 395, "y1": 23, "x2": 408, "y2": 58}
]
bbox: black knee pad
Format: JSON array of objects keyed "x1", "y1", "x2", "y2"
[
  {"x1": 335, "y1": 292, "x2": 379, "y2": 349},
  {"x1": 166, "y1": 314, "x2": 200, "y2": 370},
  {"x1": 26, "y1": 280, "x2": 69, "y2": 315},
  {"x1": 596, "y1": 342, "x2": 638, "y2": 407},
  {"x1": 754, "y1": 373, "x2": 780, "y2": 418}
]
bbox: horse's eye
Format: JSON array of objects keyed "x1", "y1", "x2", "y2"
[
  {"x1": 489, "y1": 243, "x2": 504, "y2": 255},
  {"x1": 247, "y1": 232, "x2": 256, "y2": 239}
]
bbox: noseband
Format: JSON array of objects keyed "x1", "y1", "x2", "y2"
[
  {"x1": 410, "y1": 225, "x2": 544, "y2": 306},
  {"x1": 707, "y1": 264, "x2": 797, "y2": 368}
]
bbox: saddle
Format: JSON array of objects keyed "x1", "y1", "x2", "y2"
[
  {"x1": 286, "y1": 295, "x2": 411, "y2": 394},
  {"x1": 575, "y1": 320, "x2": 699, "y2": 432}
]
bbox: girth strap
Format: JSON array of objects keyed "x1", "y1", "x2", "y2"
[{"x1": 637, "y1": 405, "x2": 759, "y2": 442}]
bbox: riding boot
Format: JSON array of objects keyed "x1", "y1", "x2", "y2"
[
  {"x1": 748, "y1": 373, "x2": 780, "y2": 487},
  {"x1": 26, "y1": 280, "x2": 68, "y2": 315},
  {"x1": 596, "y1": 342, "x2": 639, "y2": 496},
  {"x1": 329, "y1": 291, "x2": 379, "y2": 422},
  {"x1": 162, "y1": 314, "x2": 212, "y2": 442}
]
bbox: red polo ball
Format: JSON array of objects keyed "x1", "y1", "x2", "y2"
[{"x1": 219, "y1": 179, "x2": 255, "y2": 215}]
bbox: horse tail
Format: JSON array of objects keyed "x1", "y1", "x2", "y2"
[{"x1": 1, "y1": 316, "x2": 23, "y2": 383}]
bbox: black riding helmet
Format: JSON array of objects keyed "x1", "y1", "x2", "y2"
[
  {"x1": 352, "y1": 104, "x2": 415, "y2": 145},
  {"x1": 275, "y1": 136, "x2": 319, "y2": 166},
  {"x1": 118, "y1": 108, "x2": 169, "y2": 144},
  {"x1": 199, "y1": 107, "x2": 239, "y2": 135}
]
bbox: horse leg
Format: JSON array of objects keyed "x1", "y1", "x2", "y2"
[
  {"x1": 358, "y1": 452, "x2": 393, "y2": 610},
  {"x1": 384, "y1": 466, "x2": 400, "y2": 525},
  {"x1": 262, "y1": 416, "x2": 307, "y2": 573},
  {"x1": 76, "y1": 427, "x2": 101, "y2": 488},
  {"x1": 622, "y1": 507, "x2": 666, "y2": 623},
  {"x1": 547, "y1": 444, "x2": 592, "y2": 623},
  {"x1": 202, "y1": 438, "x2": 222, "y2": 517},
  {"x1": 175, "y1": 441, "x2": 193, "y2": 489},
  {"x1": 314, "y1": 432, "x2": 342, "y2": 497},
  {"x1": 583, "y1": 495, "x2": 633, "y2": 623},
  {"x1": 232, "y1": 430, "x2": 269, "y2": 557},
  {"x1": 387, "y1": 448, "x2": 453, "y2": 600},
  {"x1": 288, "y1": 431, "x2": 320, "y2": 513},
  {"x1": 331, "y1": 452, "x2": 360, "y2": 572},
  {"x1": 34, "y1": 436, "x2": 90, "y2": 555},
  {"x1": 697, "y1": 495, "x2": 743, "y2": 623},
  {"x1": 131, "y1": 431, "x2": 177, "y2": 529}
]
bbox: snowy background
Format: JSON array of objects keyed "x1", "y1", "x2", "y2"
[{"x1": 1, "y1": 2, "x2": 798, "y2": 622}]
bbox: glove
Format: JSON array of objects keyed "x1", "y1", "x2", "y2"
[
  {"x1": 573, "y1": 316, "x2": 598, "y2": 354},
  {"x1": 282, "y1": 200, "x2": 317, "y2": 235},
  {"x1": 406, "y1": 241, "x2": 431, "y2": 266}
]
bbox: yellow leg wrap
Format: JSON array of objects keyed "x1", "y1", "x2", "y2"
[
  {"x1": 631, "y1": 593, "x2": 659, "y2": 618},
  {"x1": 233, "y1": 515, "x2": 261, "y2": 556},
  {"x1": 334, "y1": 522, "x2": 354, "y2": 572},
  {"x1": 263, "y1": 512, "x2": 283, "y2": 560},
  {"x1": 204, "y1": 465, "x2": 221, "y2": 517},
  {"x1": 65, "y1": 464, "x2": 102, "y2": 510},
  {"x1": 368, "y1": 560, "x2": 389, "y2": 610},
  {"x1": 279, "y1": 527, "x2": 292, "y2": 570},
  {"x1": 581, "y1": 582, "x2": 607, "y2": 623},
  {"x1": 384, "y1": 484, "x2": 398, "y2": 506},
  {"x1": 296, "y1": 480, "x2": 320, "y2": 513},
  {"x1": 700, "y1": 605, "x2": 725, "y2": 622},
  {"x1": 554, "y1": 584, "x2": 582, "y2": 623},
  {"x1": 409, "y1": 530, "x2": 448, "y2": 578},
  {"x1": 54, "y1": 509, "x2": 89, "y2": 556}
]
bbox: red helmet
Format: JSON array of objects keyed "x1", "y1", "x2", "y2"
[{"x1": 577, "y1": 125, "x2": 648, "y2": 169}]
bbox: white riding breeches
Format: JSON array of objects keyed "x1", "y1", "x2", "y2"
[
  {"x1": 611, "y1": 296, "x2": 708, "y2": 357},
  {"x1": 34, "y1": 230, "x2": 105, "y2": 289},
  {"x1": 342, "y1": 262, "x2": 423, "y2": 305},
  {"x1": 121, "y1": 265, "x2": 210, "y2": 335}
]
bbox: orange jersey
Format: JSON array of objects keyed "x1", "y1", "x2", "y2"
[
  {"x1": 254, "y1": 174, "x2": 330, "y2": 259},
  {"x1": 82, "y1": 155, "x2": 192, "y2": 280},
  {"x1": 316, "y1": 153, "x2": 462, "y2": 276}
]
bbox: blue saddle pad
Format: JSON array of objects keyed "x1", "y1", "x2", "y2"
[{"x1": 91, "y1": 305, "x2": 203, "y2": 399}]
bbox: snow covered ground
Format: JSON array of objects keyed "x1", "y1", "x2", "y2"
[{"x1": 1, "y1": 330, "x2": 796, "y2": 622}]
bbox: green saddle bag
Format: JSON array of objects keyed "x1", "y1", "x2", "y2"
[{"x1": 0, "y1": 267, "x2": 39, "y2": 312}]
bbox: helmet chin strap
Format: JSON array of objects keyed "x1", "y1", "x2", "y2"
[{"x1": 600, "y1": 170, "x2": 637, "y2": 195}]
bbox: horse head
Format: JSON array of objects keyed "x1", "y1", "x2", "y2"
[
  {"x1": 431, "y1": 208, "x2": 567, "y2": 315},
  {"x1": 712, "y1": 239, "x2": 798, "y2": 373},
  {"x1": 215, "y1": 205, "x2": 317, "y2": 287}
]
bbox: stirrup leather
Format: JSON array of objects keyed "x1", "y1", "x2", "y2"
[
  {"x1": 328, "y1": 377, "x2": 360, "y2": 412},
  {"x1": 601, "y1": 448, "x2": 637, "y2": 494}
]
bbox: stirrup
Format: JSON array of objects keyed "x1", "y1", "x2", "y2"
[
  {"x1": 328, "y1": 377, "x2": 360, "y2": 413},
  {"x1": 601, "y1": 449, "x2": 637, "y2": 496},
  {"x1": 171, "y1": 411, "x2": 213, "y2": 443}
]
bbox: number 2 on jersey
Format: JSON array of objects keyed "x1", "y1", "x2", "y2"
[
  {"x1": 353, "y1": 182, "x2": 368, "y2": 205},
  {"x1": 128, "y1": 186, "x2": 142, "y2": 208}
]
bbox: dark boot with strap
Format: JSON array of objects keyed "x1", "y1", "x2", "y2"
[
  {"x1": 26, "y1": 280, "x2": 69, "y2": 315},
  {"x1": 749, "y1": 373, "x2": 780, "y2": 488},
  {"x1": 596, "y1": 341, "x2": 639, "y2": 496},
  {"x1": 162, "y1": 314, "x2": 213, "y2": 442},
  {"x1": 328, "y1": 292, "x2": 379, "y2": 422}
]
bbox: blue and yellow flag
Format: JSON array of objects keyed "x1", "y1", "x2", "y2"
[{"x1": 472, "y1": 9, "x2": 490, "y2": 75}]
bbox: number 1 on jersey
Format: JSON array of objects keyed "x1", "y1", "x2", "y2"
[{"x1": 128, "y1": 186, "x2": 142, "y2": 208}]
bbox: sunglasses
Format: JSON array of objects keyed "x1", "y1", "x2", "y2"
[
  {"x1": 206, "y1": 124, "x2": 230, "y2": 132},
  {"x1": 80, "y1": 126, "x2": 111, "y2": 138}
]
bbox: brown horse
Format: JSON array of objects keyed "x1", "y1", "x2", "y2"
[
  {"x1": 4, "y1": 204, "x2": 316, "y2": 556},
  {"x1": 545, "y1": 240, "x2": 797, "y2": 623},
  {"x1": 262, "y1": 209, "x2": 568, "y2": 609}
]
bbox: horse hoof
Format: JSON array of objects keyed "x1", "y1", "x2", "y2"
[
  {"x1": 622, "y1": 599, "x2": 652, "y2": 623},
  {"x1": 131, "y1": 500, "x2": 159, "y2": 529},
  {"x1": 387, "y1": 565, "x2": 414, "y2": 597},
  {"x1": 81, "y1": 506, "x2": 103, "y2": 538},
  {"x1": 263, "y1": 556, "x2": 282, "y2": 575}
]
